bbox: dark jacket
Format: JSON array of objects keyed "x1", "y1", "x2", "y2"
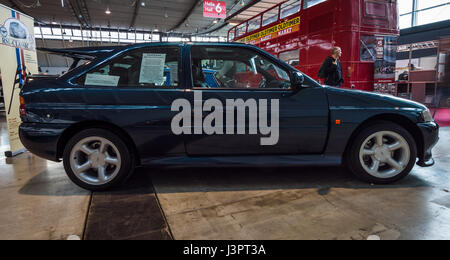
[{"x1": 318, "y1": 56, "x2": 344, "y2": 87}]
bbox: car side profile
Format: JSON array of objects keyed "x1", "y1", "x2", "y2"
[{"x1": 19, "y1": 42, "x2": 439, "y2": 191}]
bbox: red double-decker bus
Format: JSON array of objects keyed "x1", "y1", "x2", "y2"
[{"x1": 228, "y1": 0, "x2": 399, "y2": 91}]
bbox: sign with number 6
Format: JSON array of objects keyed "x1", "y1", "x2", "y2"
[{"x1": 203, "y1": 0, "x2": 227, "y2": 19}]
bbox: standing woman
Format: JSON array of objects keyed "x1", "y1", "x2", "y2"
[{"x1": 318, "y1": 47, "x2": 344, "y2": 88}]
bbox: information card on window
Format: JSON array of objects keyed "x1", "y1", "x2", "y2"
[
  {"x1": 85, "y1": 74, "x2": 120, "y2": 87},
  {"x1": 139, "y1": 53, "x2": 166, "y2": 85}
]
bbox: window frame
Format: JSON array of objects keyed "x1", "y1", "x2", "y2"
[
  {"x1": 75, "y1": 46, "x2": 182, "y2": 89},
  {"x1": 189, "y1": 45, "x2": 294, "y2": 92}
]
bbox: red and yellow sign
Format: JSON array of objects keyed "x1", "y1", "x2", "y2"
[{"x1": 236, "y1": 16, "x2": 301, "y2": 44}]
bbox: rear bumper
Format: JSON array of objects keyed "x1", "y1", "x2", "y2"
[
  {"x1": 19, "y1": 123, "x2": 68, "y2": 162},
  {"x1": 416, "y1": 122, "x2": 439, "y2": 167}
]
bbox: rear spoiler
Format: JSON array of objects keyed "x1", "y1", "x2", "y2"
[{"x1": 38, "y1": 46, "x2": 120, "y2": 70}]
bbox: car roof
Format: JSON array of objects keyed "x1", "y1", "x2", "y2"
[{"x1": 39, "y1": 42, "x2": 252, "y2": 60}]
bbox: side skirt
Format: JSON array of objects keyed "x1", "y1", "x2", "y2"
[{"x1": 142, "y1": 155, "x2": 342, "y2": 168}]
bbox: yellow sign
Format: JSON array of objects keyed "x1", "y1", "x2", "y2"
[
  {"x1": 0, "y1": 4, "x2": 38, "y2": 156},
  {"x1": 236, "y1": 16, "x2": 301, "y2": 44}
]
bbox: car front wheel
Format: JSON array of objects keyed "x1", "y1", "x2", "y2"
[
  {"x1": 63, "y1": 128, "x2": 135, "y2": 191},
  {"x1": 347, "y1": 121, "x2": 417, "y2": 184}
]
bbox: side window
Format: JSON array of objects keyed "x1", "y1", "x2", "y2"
[
  {"x1": 280, "y1": 0, "x2": 301, "y2": 19},
  {"x1": 77, "y1": 47, "x2": 180, "y2": 88},
  {"x1": 303, "y1": 0, "x2": 327, "y2": 9},
  {"x1": 191, "y1": 46, "x2": 291, "y2": 90}
]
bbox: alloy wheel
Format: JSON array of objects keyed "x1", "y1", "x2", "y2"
[
  {"x1": 359, "y1": 131, "x2": 411, "y2": 179},
  {"x1": 69, "y1": 136, "x2": 122, "y2": 185}
]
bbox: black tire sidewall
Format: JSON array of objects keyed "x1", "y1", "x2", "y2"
[
  {"x1": 347, "y1": 121, "x2": 417, "y2": 184},
  {"x1": 63, "y1": 128, "x2": 135, "y2": 191}
]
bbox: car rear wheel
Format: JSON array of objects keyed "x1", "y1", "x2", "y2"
[
  {"x1": 63, "y1": 128, "x2": 135, "y2": 191},
  {"x1": 347, "y1": 121, "x2": 417, "y2": 184}
]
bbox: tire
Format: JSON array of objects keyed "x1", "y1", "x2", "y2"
[
  {"x1": 63, "y1": 128, "x2": 135, "y2": 191},
  {"x1": 346, "y1": 121, "x2": 417, "y2": 184}
]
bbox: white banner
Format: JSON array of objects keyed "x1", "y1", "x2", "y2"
[{"x1": 0, "y1": 4, "x2": 38, "y2": 156}]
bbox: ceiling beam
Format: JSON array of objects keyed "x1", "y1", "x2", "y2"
[
  {"x1": 78, "y1": 0, "x2": 92, "y2": 28},
  {"x1": 7, "y1": 0, "x2": 28, "y2": 14},
  {"x1": 129, "y1": 0, "x2": 141, "y2": 30},
  {"x1": 225, "y1": 0, "x2": 261, "y2": 22},
  {"x1": 168, "y1": 0, "x2": 201, "y2": 32},
  {"x1": 192, "y1": 0, "x2": 262, "y2": 36},
  {"x1": 67, "y1": 0, "x2": 91, "y2": 28},
  {"x1": 67, "y1": 0, "x2": 86, "y2": 27}
]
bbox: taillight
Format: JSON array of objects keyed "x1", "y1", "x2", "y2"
[{"x1": 19, "y1": 96, "x2": 26, "y2": 116}]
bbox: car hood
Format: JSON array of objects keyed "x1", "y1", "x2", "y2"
[{"x1": 323, "y1": 86, "x2": 427, "y2": 111}]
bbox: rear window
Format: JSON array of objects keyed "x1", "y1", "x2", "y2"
[{"x1": 281, "y1": 0, "x2": 301, "y2": 19}]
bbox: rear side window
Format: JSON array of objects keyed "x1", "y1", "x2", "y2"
[{"x1": 77, "y1": 46, "x2": 180, "y2": 88}]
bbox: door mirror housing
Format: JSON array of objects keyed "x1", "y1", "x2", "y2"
[{"x1": 291, "y1": 71, "x2": 305, "y2": 91}]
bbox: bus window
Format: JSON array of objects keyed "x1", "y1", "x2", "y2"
[
  {"x1": 303, "y1": 0, "x2": 327, "y2": 9},
  {"x1": 248, "y1": 16, "x2": 261, "y2": 33},
  {"x1": 236, "y1": 23, "x2": 247, "y2": 37},
  {"x1": 262, "y1": 6, "x2": 279, "y2": 27},
  {"x1": 280, "y1": 0, "x2": 301, "y2": 19},
  {"x1": 228, "y1": 29, "x2": 235, "y2": 41},
  {"x1": 279, "y1": 49, "x2": 300, "y2": 66}
]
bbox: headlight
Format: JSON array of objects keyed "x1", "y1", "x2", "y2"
[{"x1": 422, "y1": 109, "x2": 434, "y2": 122}]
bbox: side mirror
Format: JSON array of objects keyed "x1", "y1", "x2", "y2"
[{"x1": 291, "y1": 71, "x2": 305, "y2": 91}]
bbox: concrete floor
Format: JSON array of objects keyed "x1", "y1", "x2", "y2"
[
  {"x1": 0, "y1": 111, "x2": 449, "y2": 240},
  {"x1": 0, "y1": 113, "x2": 90, "y2": 240}
]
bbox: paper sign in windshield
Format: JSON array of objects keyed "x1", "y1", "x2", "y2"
[
  {"x1": 85, "y1": 74, "x2": 120, "y2": 86},
  {"x1": 139, "y1": 53, "x2": 166, "y2": 85}
]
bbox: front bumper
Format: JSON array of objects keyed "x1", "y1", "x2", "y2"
[
  {"x1": 19, "y1": 123, "x2": 68, "y2": 162},
  {"x1": 416, "y1": 121, "x2": 439, "y2": 167}
]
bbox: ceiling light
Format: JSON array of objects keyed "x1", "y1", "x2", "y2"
[{"x1": 105, "y1": 6, "x2": 111, "y2": 15}]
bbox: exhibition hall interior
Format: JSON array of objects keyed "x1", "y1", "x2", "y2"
[{"x1": 0, "y1": 0, "x2": 449, "y2": 242}]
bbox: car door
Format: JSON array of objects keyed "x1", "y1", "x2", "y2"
[
  {"x1": 183, "y1": 44, "x2": 329, "y2": 156},
  {"x1": 74, "y1": 44, "x2": 187, "y2": 160}
]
